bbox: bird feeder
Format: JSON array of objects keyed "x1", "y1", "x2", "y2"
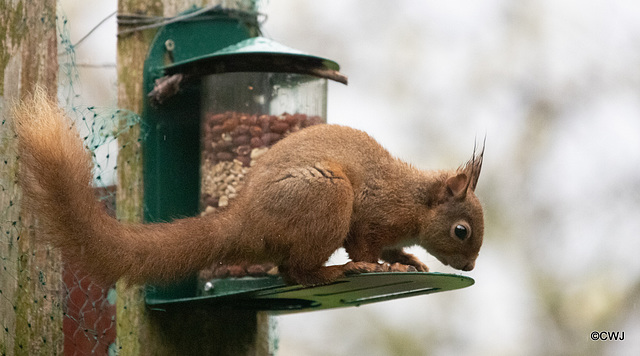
[{"x1": 141, "y1": 7, "x2": 474, "y2": 311}]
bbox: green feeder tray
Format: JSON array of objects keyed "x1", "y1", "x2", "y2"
[{"x1": 146, "y1": 272, "x2": 474, "y2": 314}]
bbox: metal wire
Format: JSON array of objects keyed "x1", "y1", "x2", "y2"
[
  {"x1": 117, "y1": 5, "x2": 265, "y2": 36},
  {"x1": 57, "y1": 5, "x2": 265, "y2": 67}
]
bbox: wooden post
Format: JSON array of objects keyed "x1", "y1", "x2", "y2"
[
  {"x1": 0, "y1": 0, "x2": 63, "y2": 355},
  {"x1": 114, "y1": 0, "x2": 160, "y2": 353},
  {"x1": 115, "y1": 1, "x2": 273, "y2": 354}
]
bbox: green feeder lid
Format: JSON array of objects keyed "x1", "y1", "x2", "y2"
[
  {"x1": 204, "y1": 36, "x2": 340, "y2": 70},
  {"x1": 163, "y1": 36, "x2": 347, "y2": 85},
  {"x1": 146, "y1": 272, "x2": 474, "y2": 314}
]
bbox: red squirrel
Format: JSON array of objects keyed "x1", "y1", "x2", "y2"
[{"x1": 13, "y1": 89, "x2": 484, "y2": 286}]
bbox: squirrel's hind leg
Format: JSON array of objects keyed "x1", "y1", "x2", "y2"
[{"x1": 265, "y1": 161, "x2": 355, "y2": 286}]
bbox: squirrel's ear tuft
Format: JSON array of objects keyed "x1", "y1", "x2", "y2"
[
  {"x1": 418, "y1": 139, "x2": 485, "y2": 206},
  {"x1": 458, "y1": 138, "x2": 485, "y2": 193}
]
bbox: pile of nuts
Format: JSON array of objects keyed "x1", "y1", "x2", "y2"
[
  {"x1": 200, "y1": 111, "x2": 323, "y2": 213},
  {"x1": 200, "y1": 159, "x2": 248, "y2": 214}
]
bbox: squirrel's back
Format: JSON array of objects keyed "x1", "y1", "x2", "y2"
[{"x1": 254, "y1": 124, "x2": 410, "y2": 192}]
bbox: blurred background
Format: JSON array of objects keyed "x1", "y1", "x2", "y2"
[{"x1": 59, "y1": 0, "x2": 640, "y2": 354}]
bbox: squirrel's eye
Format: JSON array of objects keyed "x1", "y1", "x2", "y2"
[
  {"x1": 454, "y1": 225, "x2": 468, "y2": 239},
  {"x1": 452, "y1": 222, "x2": 471, "y2": 240}
]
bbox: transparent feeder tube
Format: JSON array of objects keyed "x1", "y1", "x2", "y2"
[{"x1": 198, "y1": 72, "x2": 327, "y2": 281}]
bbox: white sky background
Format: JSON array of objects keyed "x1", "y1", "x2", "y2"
[{"x1": 59, "y1": 0, "x2": 640, "y2": 354}]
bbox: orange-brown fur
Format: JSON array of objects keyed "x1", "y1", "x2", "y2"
[{"x1": 13, "y1": 88, "x2": 484, "y2": 286}]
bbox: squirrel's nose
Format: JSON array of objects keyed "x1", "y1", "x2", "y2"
[{"x1": 462, "y1": 262, "x2": 475, "y2": 271}]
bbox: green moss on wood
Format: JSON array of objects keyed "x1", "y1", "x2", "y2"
[{"x1": 0, "y1": 0, "x2": 26, "y2": 96}]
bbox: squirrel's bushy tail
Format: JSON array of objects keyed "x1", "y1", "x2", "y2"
[{"x1": 13, "y1": 88, "x2": 238, "y2": 285}]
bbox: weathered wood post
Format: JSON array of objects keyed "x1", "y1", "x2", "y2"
[
  {"x1": 114, "y1": 0, "x2": 158, "y2": 353},
  {"x1": 0, "y1": 0, "x2": 63, "y2": 354}
]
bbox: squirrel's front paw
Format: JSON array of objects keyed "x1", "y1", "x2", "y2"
[{"x1": 382, "y1": 263, "x2": 419, "y2": 273}]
